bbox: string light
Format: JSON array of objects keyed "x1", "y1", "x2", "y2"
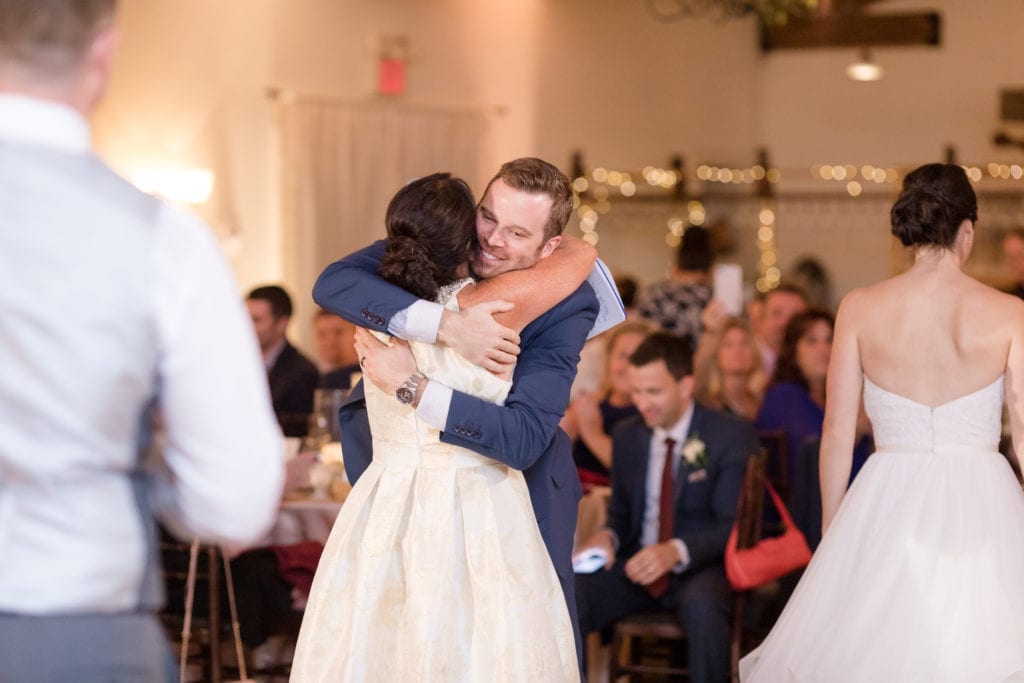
[
  {"x1": 755, "y1": 201, "x2": 779, "y2": 293},
  {"x1": 572, "y1": 158, "x2": 1022, "y2": 255}
]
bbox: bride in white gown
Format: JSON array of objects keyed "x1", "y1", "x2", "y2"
[
  {"x1": 290, "y1": 173, "x2": 591, "y2": 682},
  {"x1": 741, "y1": 163, "x2": 1024, "y2": 682}
]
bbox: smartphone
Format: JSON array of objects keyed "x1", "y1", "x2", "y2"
[{"x1": 712, "y1": 263, "x2": 744, "y2": 316}]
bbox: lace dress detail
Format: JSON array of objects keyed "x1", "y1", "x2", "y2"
[
  {"x1": 864, "y1": 375, "x2": 1003, "y2": 453},
  {"x1": 290, "y1": 280, "x2": 579, "y2": 682},
  {"x1": 742, "y1": 375, "x2": 1024, "y2": 683},
  {"x1": 436, "y1": 277, "x2": 475, "y2": 306}
]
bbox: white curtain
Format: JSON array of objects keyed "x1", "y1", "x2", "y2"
[{"x1": 277, "y1": 96, "x2": 492, "y2": 345}]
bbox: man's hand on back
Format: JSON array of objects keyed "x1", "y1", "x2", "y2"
[{"x1": 437, "y1": 300, "x2": 521, "y2": 374}]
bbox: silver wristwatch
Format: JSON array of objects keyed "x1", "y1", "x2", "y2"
[{"x1": 396, "y1": 373, "x2": 425, "y2": 405}]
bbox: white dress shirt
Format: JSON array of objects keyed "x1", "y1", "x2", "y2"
[
  {"x1": 641, "y1": 404, "x2": 695, "y2": 570},
  {"x1": 0, "y1": 95, "x2": 283, "y2": 614}
]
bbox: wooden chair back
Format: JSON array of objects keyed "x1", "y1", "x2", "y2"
[{"x1": 756, "y1": 429, "x2": 789, "y2": 503}]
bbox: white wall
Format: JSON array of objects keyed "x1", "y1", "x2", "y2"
[
  {"x1": 91, "y1": 0, "x2": 1024, "y2": 340},
  {"x1": 754, "y1": 0, "x2": 1024, "y2": 296},
  {"x1": 94, "y1": 0, "x2": 547, "y2": 352},
  {"x1": 534, "y1": 1, "x2": 762, "y2": 169},
  {"x1": 532, "y1": 0, "x2": 1024, "y2": 300},
  {"x1": 93, "y1": 0, "x2": 279, "y2": 290}
]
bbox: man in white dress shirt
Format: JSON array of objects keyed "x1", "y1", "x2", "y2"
[{"x1": 0, "y1": 2, "x2": 283, "y2": 680}]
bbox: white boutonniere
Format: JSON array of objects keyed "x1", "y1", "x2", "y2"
[{"x1": 681, "y1": 435, "x2": 708, "y2": 470}]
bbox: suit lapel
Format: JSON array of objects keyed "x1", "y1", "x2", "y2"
[
  {"x1": 633, "y1": 421, "x2": 654, "y2": 542},
  {"x1": 674, "y1": 403, "x2": 705, "y2": 501}
]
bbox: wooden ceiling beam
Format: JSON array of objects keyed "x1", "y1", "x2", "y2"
[
  {"x1": 761, "y1": 12, "x2": 941, "y2": 51},
  {"x1": 822, "y1": 0, "x2": 888, "y2": 15}
]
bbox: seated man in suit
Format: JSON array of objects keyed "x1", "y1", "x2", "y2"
[
  {"x1": 247, "y1": 285, "x2": 319, "y2": 436},
  {"x1": 575, "y1": 332, "x2": 759, "y2": 683},
  {"x1": 312, "y1": 308, "x2": 360, "y2": 390}
]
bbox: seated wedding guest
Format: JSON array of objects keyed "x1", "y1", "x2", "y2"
[
  {"x1": 570, "y1": 273, "x2": 643, "y2": 399},
  {"x1": 0, "y1": 1, "x2": 283, "y2": 678},
  {"x1": 755, "y1": 309, "x2": 871, "y2": 547},
  {"x1": 247, "y1": 285, "x2": 320, "y2": 436},
  {"x1": 637, "y1": 226, "x2": 714, "y2": 349},
  {"x1": 1002, "y1": 229, "x2": 1024, "y2": 300},
  {"x1": 750, "y1": 282, "x2": 808, "y2": 376},
  {"x1": 313, "y1": 308, "x2": 360, "y2": 390},
  {"x1": 791, "y1": 256, "x2": 834, "y2": 310},
  {"x1": 575, "y1": 333, "x2": 759, "y2": 683},
  {"x1": 693, "y1": 317, "x2": 766, "y2": 421},
  {"x1": 617, "y1": 274, "x2": 640, "y2": 319},
  {"x1": 562, "y1": 320, "x2": 649, "y2": 486}
]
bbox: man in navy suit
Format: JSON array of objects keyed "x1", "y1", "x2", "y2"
[
  {"x1": 575, "y1": 333, "x2": 758, "y2": 683},
  {"x1": 312, "y1": 157, "x2": 599, "y2": 666},
  {"x1": 247, "y1": 285, "x2": 319, "y2": 436}
]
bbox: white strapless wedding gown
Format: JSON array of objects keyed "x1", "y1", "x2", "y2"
[
  {"x1": 741, "y1": 375, "x2": 1024, "y2": 682},
  {"x1": 290, "y1": 281, "x2": 578, "y2": 682}
]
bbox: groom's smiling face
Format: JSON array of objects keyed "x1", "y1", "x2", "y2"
[{"x1": 472, "y1": 179, "x2": 561, "y2": 279}]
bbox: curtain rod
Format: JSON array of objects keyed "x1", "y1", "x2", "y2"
[{"x1": 264, "y1": 87, "x2": 507, "y2": 116}]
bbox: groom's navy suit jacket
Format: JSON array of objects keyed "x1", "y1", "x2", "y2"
[
  {"x1": 312, "y1": 241, "x2": 598, "y2": 583},
  {"x1": 608, "y1": 403, "x2": 758, "y2": 571}
]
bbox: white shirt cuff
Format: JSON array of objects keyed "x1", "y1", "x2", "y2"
[
  {"x1": 415, "y1": 379, "x2": 452, "y2": 430},
  {"x1": 670, "y1": 538, "x2": 690, "y2": 573},
  {"x1": 389, "y1": 300, "x2": 443, "y2": 343}
]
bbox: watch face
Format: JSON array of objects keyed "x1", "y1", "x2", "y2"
[{"x1": 396, "y1": 387, "x2": 415, "y2": 404}]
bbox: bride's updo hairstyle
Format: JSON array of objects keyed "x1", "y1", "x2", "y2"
[
  {"x1": 890, "y1": 163, "x2": 978, "y2": 249},
  {"x1": 378, "y1": 173, "x2": 476, "y2": 300}
]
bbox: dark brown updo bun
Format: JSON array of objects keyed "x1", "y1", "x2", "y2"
[
  {"x1": 890, "y1": 163, "x2": 978, "y2": 249},
  {"x1": 378, "y1": 173, "x2": 476, "y2": 300}
]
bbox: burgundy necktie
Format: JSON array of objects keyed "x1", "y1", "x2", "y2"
[{"x1": 647, "y1": 436, "x2": 676, "y2": 598}]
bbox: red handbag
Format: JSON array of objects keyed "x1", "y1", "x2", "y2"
[{"x1": 725, "y1": 480, "x2": 812, "y2": 590}]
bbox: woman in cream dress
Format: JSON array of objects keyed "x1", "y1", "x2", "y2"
[{"x1": 291, "y1": 173, "x2": 592, "y2": 682}]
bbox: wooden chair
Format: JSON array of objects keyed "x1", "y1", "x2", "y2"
[
  {"x1": 159, "y1": 531, "x2": 225, "y2": 683},
  {"x1": 607, "y1": 451, "x2": 768, "y2": 682},
  {"x1": 756, "y1": 429, "x2": 789, "y2": 503}
]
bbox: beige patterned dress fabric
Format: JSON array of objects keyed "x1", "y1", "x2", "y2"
[{"x1": 291, "y1": 280, "x2": 579, "y2": 682}]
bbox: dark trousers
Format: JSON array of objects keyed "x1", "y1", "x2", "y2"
[
  {"x1": 560, "y1": 566, "x2": 585, "y2": 675},
  {"x1": 0, "y1": 612, "x2": 176, "y2": 682},
  {"x1": 575, "y1": 563, "x2": 732, "y2": 683},
  {"x1": 230, "y1": 548, "x2": 297, "y2": 648}
]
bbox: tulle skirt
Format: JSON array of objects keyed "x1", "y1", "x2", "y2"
[
  {"x1": 290, "y1": 459, "x2": 579, "y2": 682},
  {"x1": 741, "y1": 448, "x2": 1024, "y2": 682}
]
